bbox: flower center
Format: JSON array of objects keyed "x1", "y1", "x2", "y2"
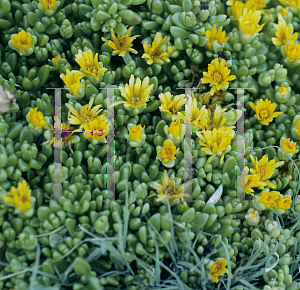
[
  {"x1": 152, "y1": 48, "x2": 162, "y2": 58},
  {"x1": 20, "y1": 39, "x2": 28, "y2": 46},
  {"x1": 212, "y1": 72, "x2": 222, "y2": 83},
  {"x1": 87, "y1": 65, "x2": 98, "y2": 74},
  {"x1": 117, "y1": 37, "x2": 128, "y2": 50},
  {"x1": 46, "y1": 0, "x2": 53, "y2": 8},
  {"x1": 259, "y1": 109, "x2": 269, "y2": 119},
  {"x1": 22, "y1": 195, "x2": 29, "y2": 203}
]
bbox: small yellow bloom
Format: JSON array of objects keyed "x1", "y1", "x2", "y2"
[
  {"x1": 129, "y1": 124, "x2": 145, "y2": 143},
  {"x1": 205, "y1": 25, "x2": 229, "y2": 51},
  {"x1": 209, "y1": 259, "x2": 228, "y2": 283},
  {"x1": 280, "y1": 0, "x2": 300, "y2": 11},
  {"x1": 246, "y1": 0, "x2": 267, "y2": 10},
  {"x1": 249, "y1": 98, "x2": 282, "y2": 126},
  {"x1": 149, "y1": 170, "x2": 187, "y2": 209},
  {"x1": 39, "y1": 0, "x2": 56, "y2": 10},
  {"x1": 284, "y1": 40, "x2": 300, "y2": 62},
  {"x1": 65, "y1": 97, "x2": 103, "y2": 129},
  {"x1": 274, "y1": 197, "x2": 291, "y2": 210},
  {"x1": 245, "y1": 174, "x2": 266, "y2": 195},
  {"x1": 82, "y1": 114, "x2": 108, "y2": 141},
  {"x1": 159, "y1": 92, "x2": 185, "y2": 121},
  {"x1": 60, "y1": 69, "x2": 85, "y2": 96},
  {"x1": 279, "y1": 7, "x2": 288, "y2": 16},
  {"x1": 230, "y1": 1, "x2": 248, "y2": 20},
  {"x1": 3, "y1": 180, "x2": 33, "y2": 213},
  {"x1": 52, "y1": 53, "x2": 62, "y2": 67},
  {"x1": 279, "y1": 86, "x2": 288, "y2": 94},
  {"x1": 157, "y1": 140, "x2": 179, "y2": 162},
  {"x1": 168, "y1": 121, "x2": 181, "y2": 138},
  {"x1": 197, "y1": 128, "x2": 235, "y2": 164},
  {"x1": 167, "y1": 46, "x2": 174, "y2": 54},
  {"x1": 272, "y1": 14, "x2": 298, "y2": 46},
  {"x1": 10, "y1": 30, "x2": 35, "y2": 56},
  {"x1": 101, "y1": 27, "x2": 139, "y2": 57},
  {"x1": 281, "y1": 138, "x2": 297, "y2": 153},
  {"x1": 75, "y1": 50, "x2": 107, "y2": 81},
  {"x1": 250, "y1": 155, "x2": 284, "y2": 188},
  {"x1": 239, "y1": 8, "x2": 265, "y2": 37},
  {"x1": 201, "y1": 58, "x2": 236, "y2": 96},
  {"x1": 142, "y1": 32, "x2": 170, "y2": 65},
  {"x1": 258, "y1": 191, "x2": 280, "y2": 208},
  {"x1": 115, "y1": 75, "x2": 154, "y2": 113},
  {"x1": 28, "y1": 107, "x2": 47, "y2": 128}
]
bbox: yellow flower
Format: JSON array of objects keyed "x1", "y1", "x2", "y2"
[
  {"x1": 142, "y1": 32, "x2": 170, "y2": 65},
  {"x1": 249, "y1": 98, "x2": 282, "y2": 126},
  {"x1": 65, "y1": 97, "x2": 103, "y2": 129},
  {"x1": 239, "y1": 8, "x2": 265, "y2": 37},
  {"x1": 157, "y1": 140, "x2": 179, "y2": 162},
  {"x1": 279, "y1": 86, "x2": 288, "y2": 94},
  {"x1": 245, "y1": 174, "x2": 266, "y2": 195},
  {"x1": 168, "y1": 121, "x2": 181, "y2": 138},
  {"x1": 39, "y1": 0, "x2": 56, "y2": 10},
  {"x1": 205, "y1": 25, "x2": 229, "y2": 51},
  {"x1": 10, "y1": 30, "x2": 35, "y2": 56},
  {"x1": 209, "y1": 259, "x2": 228, "y2": 283},
  {"x1": 279, "y1": 7, "x2": 288, "y2": 16},
  {"x1": 281, "y1": 138, "x2": 297, "y2": 153},
  {"x1": 75, "y1": 50, "x2": 107, "y2": 81},
  {"x1": 198, "y1": 90, "x2": 226, "y2": 112},
  {"x1": 149, "y1": 170, "x2": 187, "y2": 209},
  {"x1": 129, "y1": 124, "x2": 145, "y2": 143},
  {"x1": 82, "y1": 114, "x2": 108, "y2": 141},
  {"x1": 159, "y1": 92, "x2": 185, "y2": 121},
  {"x1": 115, "y1": 75, "x2": 154, "y2": 113},
  {"x1": 258, "y1": 191, "x2": 280, "y2": 208},
  {"x1": 230, "y1": 1, "x2": 248, "y2": 20},
  {"x1": 3, "y1": 180, "x2": 32, "y2": 213},
  {"x1": 60, "y1": 69, "x2": 85, "y2": 96},
  {"x1": 246, "y1": 0, "x2": 267, "y2": 10},
  {"x1": 28, "y1": 107, "x2": 47, "y2": 128},
  {"x1": 201, "y1": 58, "x2": 236, "y2": 96},
  {"x1": 197, "y1": 128, "x2": 235, "y2": 164},
  {"x1": 52, "y1": 53, "x2": 62, "y2": 67},
  {"x1": 280, "y1": 0, "x2": 300, "y2": 11},
  {"x1": 284, "y1": 40, "x2": 300, "y2": 62},
  {"x1": 250, "y1": 155, "x2": 284, "y2": 188},
  {"x1": 272, "y1": 14, "x2": 298, "y2": 46},
  {"x1": 101, "y1": 27, "x2": 139, "y2": 57},
  {"x1": 274, "y1": 197, "x2": 291, "y2": 210}
]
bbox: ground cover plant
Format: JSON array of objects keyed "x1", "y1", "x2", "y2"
[{"x1": 1, "y1": 0, "x2": 300, "y2": 289}]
